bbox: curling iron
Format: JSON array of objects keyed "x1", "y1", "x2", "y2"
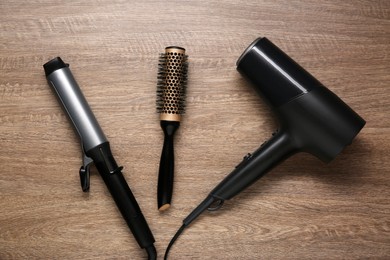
[
  {"x1": 43, "y1": 57, "x2": 157, "y2": 259},
  {"x1": 164, "y1": 37, "x2": 366, "y2": 259}
]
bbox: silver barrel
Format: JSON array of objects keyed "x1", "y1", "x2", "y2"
[{"x1": 47, "y1": 66, "x2": 107, "y2": 152}]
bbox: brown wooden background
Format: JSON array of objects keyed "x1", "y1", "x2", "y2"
[{"x1": 1, "y1": 1, "x2": 389, "y2": 259}]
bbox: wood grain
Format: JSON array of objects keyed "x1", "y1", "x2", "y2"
[{"x1": 0, "y1": 0, "x2": 389, "y2": 259}]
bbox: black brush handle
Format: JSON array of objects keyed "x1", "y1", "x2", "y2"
[{"x1": 158, "y1": 120, "x2": 180, "y2": 211}]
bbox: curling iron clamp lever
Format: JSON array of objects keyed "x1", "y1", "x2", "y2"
[
  {"x1": 78, "y1": 151, "x2": 125, "y2": 192},
  {"x1": 79, "y1": 152, "x2": 94, "y2": 192}
]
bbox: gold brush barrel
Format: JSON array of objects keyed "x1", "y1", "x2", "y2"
[{"x1": 157, "y1": 47, "x2": 187, "y2": 122}]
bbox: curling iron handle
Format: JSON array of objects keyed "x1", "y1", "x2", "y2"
[
  {"x1": 87, "y1": 142, "x2": 155, "y2": 249},
  {"x1": 210, "y1": 131, "x2": 296, "y2": 200}
]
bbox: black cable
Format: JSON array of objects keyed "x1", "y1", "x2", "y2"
[
  {"x1": 164, "y1": 224, "x2": 186, "y2": 260},
  {"x1": 145, "y1": 245, "x2": 157, "y2": 260},
  {"x1": 164, "y1": 195, "x2": 219, "y2": 259}
]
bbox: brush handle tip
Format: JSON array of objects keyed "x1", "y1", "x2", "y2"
[{"x1": 159, "y1": 203, "x2": 171, "y2": 212}]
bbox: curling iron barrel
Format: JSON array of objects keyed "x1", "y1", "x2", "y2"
[{"x1": 44, "y1": 58, "x2": 107, "y2": 152}]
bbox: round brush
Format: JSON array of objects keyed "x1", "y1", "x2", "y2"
[{"x1": 156, "y1": 46, "x2": 188, "y2": 211}]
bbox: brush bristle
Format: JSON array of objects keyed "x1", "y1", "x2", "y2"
[{"x1": 156, "y1": 49, "x2": 188, "y2": 116}]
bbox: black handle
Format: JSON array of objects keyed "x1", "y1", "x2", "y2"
[
  {"x1": 86, "y1": 142, "x2": 155, "y2": 250},
  {"x1": 158, "y1": 121, "x2": 180, "y2": 211},
  {"x1": 210, "y1": 130, "x2": 296, "y2": 200}
]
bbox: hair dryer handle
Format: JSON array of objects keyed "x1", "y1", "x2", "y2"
[{"x1": 210, "y1": 130, "x2": 296, "y2": 201}]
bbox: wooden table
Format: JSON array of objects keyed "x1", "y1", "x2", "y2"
[{"x1": 1, "y1": 1, "x2": 389, "y2": 259}]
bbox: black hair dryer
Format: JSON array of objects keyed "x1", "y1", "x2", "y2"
[
  {"x1": 164, "y1": 37, "x2": 367, "y2": 259},
  {"x1": 182, "y1": 37, "x2": 366, "y2": 226},
  {"x1": 213, "y1": 37, "x2": 366, "y2": 200}
]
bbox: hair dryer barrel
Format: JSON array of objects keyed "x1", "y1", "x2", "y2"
[
  {"x1": 237, "y1": 37, "x2": 323, "y2": 108},
  {"x1": 236, "y1": 37, "x2": 365, "y2": 162}
]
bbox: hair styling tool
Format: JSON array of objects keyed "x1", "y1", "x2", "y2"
[
  {"x1": 43, "y1": 57, "x2": 157, "y2": 260},
  {"x1": 164, "y1": 37, "x2": 365, "y2": 259},
  {"x1": 156, "y1": 47, "x2": 188, "y2": 211}
]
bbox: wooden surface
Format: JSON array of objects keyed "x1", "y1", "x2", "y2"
[{"x1": 1, "y1": 1, "x2": 389, "y2": 259}]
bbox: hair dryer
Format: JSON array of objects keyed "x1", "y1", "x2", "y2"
[{"x1": 164, "y1": 37, "x2": 365, "y2": 259}]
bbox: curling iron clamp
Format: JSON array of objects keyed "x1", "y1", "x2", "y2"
[
  {"x1": 164, "y1": 37, "x2": 366, "y2": 259},
  {"x1": 43, "y1": 58, "x2": 157, "y2": 259}
]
